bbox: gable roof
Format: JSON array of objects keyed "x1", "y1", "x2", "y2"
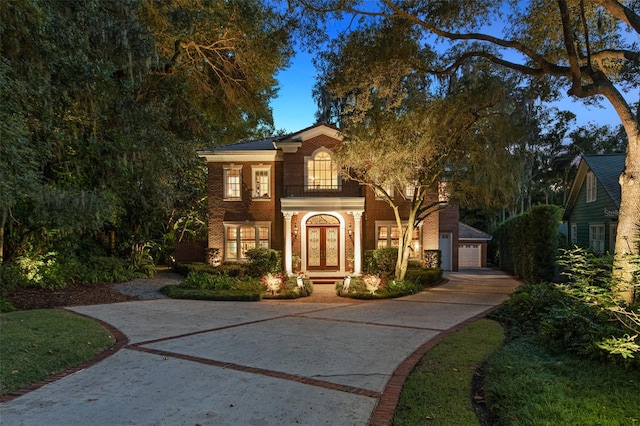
[
  {"x1": 459, "y1": 222, "x2": 492, "y2": 241},
  {"x1": 563, "y1": 154, "x2": 625, "y2": 220},
  {"x1": 197, "y1": 123, "x2": 341, "y2": 156}
]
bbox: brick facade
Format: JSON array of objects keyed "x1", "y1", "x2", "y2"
[{"x1": 199, "y1": 124, "x2": 459, "y2": 274}]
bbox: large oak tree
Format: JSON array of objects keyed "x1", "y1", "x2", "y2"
[{"x1": 296, "y1": 0, "x2": 639, "y2": 301}]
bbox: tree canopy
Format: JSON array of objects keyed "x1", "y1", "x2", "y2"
[
  {"x1": 0, "y1": 0, "x2": 293, "y2": 264},
  {"x1": 295, "y1": 0, "x2": 639, "y2": 301},
  {"x1": 314, "y1": 17, "x2": 528, "y2": 279}
]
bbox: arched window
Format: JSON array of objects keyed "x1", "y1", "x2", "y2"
[{"x1": 306, "y1": 149, "x2": 339, "y2": 190}]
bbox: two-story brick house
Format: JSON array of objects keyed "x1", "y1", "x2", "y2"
[{"x1": 197, "y1": 124, "x2": 459, "y2": 279}]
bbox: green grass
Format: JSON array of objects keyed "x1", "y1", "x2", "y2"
[
  {"x1": 484, "y1": 337, "x2": 640, "y2": 425},
  {"x1": 393, "y1": 319, "x2": 505, "y2": 425},
  {"x1": 0, "y1": 309, "x2": 115, "y2": 395}
]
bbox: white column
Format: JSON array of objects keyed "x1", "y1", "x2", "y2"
[
  {"x1": 353, "y1": 211, "x2": 363, "y2": 275},
  {"x1": 283, "y1": 212, "x2": 294, "y2": 275}
]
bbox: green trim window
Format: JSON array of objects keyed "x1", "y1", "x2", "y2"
[
  {"x1": 586, "y1": 171, "x2": 597, "y2": 203},
  {"x1": 589, "y1": 224, "x2": 605, "y2": 254}
]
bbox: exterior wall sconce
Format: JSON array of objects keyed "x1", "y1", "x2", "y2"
[
  {"x1": 348, "y1": 223, "x2": 352, "y2": 238},
  {"x1": 294, "y1": 224, "x2": 298, "y2": 239}
]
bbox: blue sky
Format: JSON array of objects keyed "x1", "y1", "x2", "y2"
[
  {"x1": 270, "y1": 11, "x2": 627, "y2": 136},
  {"x1": 271, "y1": 50, "x2": 625, "y2": 135}
]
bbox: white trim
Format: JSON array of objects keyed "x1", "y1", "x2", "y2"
[
  {"x1": 288, "y1": 124, "x2": 343, "y2": 141},
  {"x1": 281, "y1": 197, "x2": 365, "y2": 212},
  {"x1": 305, "y1": 147, "x2": 341, "y2": 191},
  {"x1": 222, "y1": 222, "x2": 272, "y2": 261},
  {"x1": 586, "y1": 171, "x2": 597, "y2": 203},
  {"x1": 200, "y1": 152, "x2": 282, "y2": 162},
  {"x1": 251, "y1": 165, "x2": 271, "y2": 200},
  {"x1": 223, "y1": 165, "x2": 242, "y2": 201},
  {"x1": 589, "y1": 223, "x2": 605, "y2": 254},
  {"x1": 300, "y1": 212, "x2": 347, "y2": 274}
]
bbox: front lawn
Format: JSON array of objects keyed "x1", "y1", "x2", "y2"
[
  {"x1": 393, "y1": 319, "x2": 504, "y2": 425},
  {"x1": 0, "y1": 309, "x2": 115, "y2": 396}
]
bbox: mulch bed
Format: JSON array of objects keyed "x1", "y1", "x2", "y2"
[{"x1": 3, "y1": 282, "x2": 138, "y2": 310}]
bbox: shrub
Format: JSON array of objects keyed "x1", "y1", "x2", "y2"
[
  {"x1": 0, "y1": 264, "x2": 28, "y2": 292},
  {"x1": 363, "y1": 248, "x2": 397, "y2": 276},
  {"x1": 173, "y1": 262, "x2": 220, "y2": 276},
  {"x1": 245, "y1": 248, "x2": 281, "y2": 277},
  {"x1": 181, "y1": 272, "x2": 237, "y2": 290},
  {"x1": 336, "y1": 275, "x2": 420, "y2": 299},
  {"x1": 405, "y1": 268, "x2": 443, "y2": 287},
  {"x1": 161, "y1": 273, "x2": 262, "y2": 301},
  {"x1": 217, "y1": 262, "x2": 247, "y2": 278},
  {"x1": 490, "y1": 282, "x2": 636, "y2": 364},
  {"x1": 85, "y1": 256, "x2": 141, "y2": 283}
]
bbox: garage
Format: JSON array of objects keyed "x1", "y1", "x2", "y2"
[
  {"x1": 459, "y1": 243, "x2": 481, "y2": 268},
  {"x1": 458, "y1": 223, "x2": 492, "y2": 269}
]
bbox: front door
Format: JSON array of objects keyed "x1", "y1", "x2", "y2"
[{"x1": 307, "y1": 226, "x2": 340, "y2": 271}]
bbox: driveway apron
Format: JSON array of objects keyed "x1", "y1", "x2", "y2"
[{"x1": 0, "y1": 270, "x2": 520, "y2": 426}]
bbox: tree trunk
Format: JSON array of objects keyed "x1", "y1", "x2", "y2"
[{"x1": 613, "y1": 128, "x2": 640, "y2": 303}]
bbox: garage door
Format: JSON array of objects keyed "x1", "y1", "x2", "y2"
[{"x1": 459, "y1": 243, "x2": 481, "y2": 268}]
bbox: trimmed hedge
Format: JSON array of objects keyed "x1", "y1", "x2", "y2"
[
  {"x1": 492, "y1": 205, "x2": 562, "y2": 282},
  {"x1": 404, "y1": 268, "x2": 443, "y2": 287}
]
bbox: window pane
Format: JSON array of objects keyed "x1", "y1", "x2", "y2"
[
  {"x1": 240, "y1": 226, "x2": 255, "y2": 258},
  {"x1": 308, "y1": 151, "x2": 338, "y2": 190},
  {"x1": 226, "y1": 227, "x2": 238, "y2": 259},
  {"x1": 225, "y1": 169, "x2": 241, "y2": 199},
  {"x1": 254, "y1": 170, "x2": 270, "y2": 198}
]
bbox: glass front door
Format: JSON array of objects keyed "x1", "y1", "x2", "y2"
[{"x1": 307, "y1": 226, "x2": 340, "y2": 270}]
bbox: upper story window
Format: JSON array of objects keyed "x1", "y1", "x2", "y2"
[
  {"x1": 586, "y1": 171, "x2": 597, "y2": 203},
  {"x1": 306, "y1": 148, "x2": 339, "y2": 191},
  {"x1": 405, "y1": 182, "x2": 417, "y2": 198},
  {"x1": 375, "y1": 183, "x2": 394, "y2": 200},
  {"x1": 223, "y1": 165, "x2": 242, "y2": 201},
  {"x1": 252, "y1": 166, "x2": 271, "y2": 199}
]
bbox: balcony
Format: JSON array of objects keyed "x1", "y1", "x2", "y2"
[{"x1": 283, "y1": 184, "x2": 363, "y2": 198}]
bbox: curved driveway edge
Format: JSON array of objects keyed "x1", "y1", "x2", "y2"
[{"x1": 0, "y1": 270, "x2": 520, "y2": 426}]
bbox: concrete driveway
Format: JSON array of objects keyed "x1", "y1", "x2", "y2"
[{"x1": 0, "y1": 270, "x2": 520, "y2": 426}]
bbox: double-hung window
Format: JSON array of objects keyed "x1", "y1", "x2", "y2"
[
  {"x1": 589, "y1": 224, "x2": 605, "y2": 254},
  {"x1": 252, "y1": 166, "x2": 271, "y2": 199},
  {"x1": 586, "y1": 171, "x2": 597, "y2": 203},
  {"x1": 223, "y1": 165, "x2": 242, "y2": 200},
  {"x1": 405, "y1": 182, "x2": 417, "y2": 199}
]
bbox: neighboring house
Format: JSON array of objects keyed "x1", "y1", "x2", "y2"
[
  {"x1": 458, "y1": 223, "x2": 492, "y2": 268},
  {"x1": 197, "y1": 123, "x2": 460, "y2": 279},
  {"x1": 563, "y1": 154, "x2": 625, "y2": 254}
]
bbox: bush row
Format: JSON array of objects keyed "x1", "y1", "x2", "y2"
[{"x1": 492, "y1": 205, "x2": 562, "y2": 282}]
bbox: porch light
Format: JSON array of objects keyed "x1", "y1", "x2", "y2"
[
  {"x1": 348, "y1": 223, "x2": 352, "y2": 237},
  {"x1": 294, "y1": 224, "x2": 298, "y2": 239}
]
